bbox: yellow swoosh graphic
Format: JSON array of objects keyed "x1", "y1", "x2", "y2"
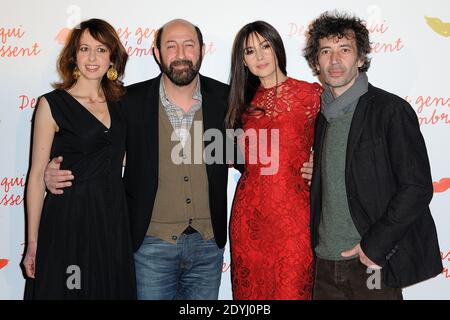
[{"x1": 425, "y1": 16, "x2": 450, "y2": 37}]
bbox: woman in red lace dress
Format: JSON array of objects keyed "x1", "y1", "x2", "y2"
[{"x1": 226, "y1": 21, "x2": 322, "y2": 299}]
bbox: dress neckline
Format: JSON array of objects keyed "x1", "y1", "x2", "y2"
[
  {"x1": 60, "y1": 89, "x2": 112, "y2": 130},
  {"x1": 258, "y1": 77, "x2": 291, "y2": 91}
]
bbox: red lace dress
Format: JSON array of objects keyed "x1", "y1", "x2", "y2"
[{"x1": 230, "y1": 78, "x2": 322, "y2": 300}]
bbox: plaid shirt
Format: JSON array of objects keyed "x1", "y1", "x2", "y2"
[{"x1": 159, "y1": 76, "x2": 202, "y2": 147}]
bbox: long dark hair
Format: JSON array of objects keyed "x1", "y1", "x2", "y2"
[
  {"x1": 303, "y1": 11, "x2": 371, "y2": 76},
  {"x1": 225, "y1": 21, "x2": 287, "y2": 129},
  {"x1": 53, "y1": 18, "x2": 128, "y2": 101}
]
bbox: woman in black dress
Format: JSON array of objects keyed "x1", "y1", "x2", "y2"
[{"x1": 23, "y1": 18, "x2": 135, "y2": 299}]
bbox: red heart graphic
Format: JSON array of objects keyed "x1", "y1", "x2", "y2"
[
  {"x1": 433, "y1": 178, "x2": 450, "y2": 193},
  {"x1": 0, "y1": 259, "x2": 8, "y2": 270}
]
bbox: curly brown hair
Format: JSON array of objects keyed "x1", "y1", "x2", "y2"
[
  {"x1": 53, "y1": 18, "x2": 128, "y2": 102},
  {"x1": 304, "y1": 11, "x2": 371, "y2": 76}
]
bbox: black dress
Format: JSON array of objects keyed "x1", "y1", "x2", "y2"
[{"x1": 25, "y1": 89, "x2": 136, "y2": 299}]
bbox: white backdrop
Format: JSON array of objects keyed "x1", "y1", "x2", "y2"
[{"x1": 0, "y1": 0, "x2": 449, "y2": 300}]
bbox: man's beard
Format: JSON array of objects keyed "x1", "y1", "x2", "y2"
[{"x1": 160, "y1": 55, "x2": 202, "y2": 86}]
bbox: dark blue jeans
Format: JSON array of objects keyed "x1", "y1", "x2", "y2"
[{"x1": 134, "y1": 234, "x2": 224, "y2": 300}]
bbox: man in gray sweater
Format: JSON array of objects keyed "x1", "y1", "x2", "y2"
[{"x1": 304, "y1": 11, "x2": 442, "y2": 299}]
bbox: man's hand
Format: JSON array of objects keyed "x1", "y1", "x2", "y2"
[
  {"x1": 341, "y1": 243, "x2": 382, "y2": 269},
  {"x1": 301, "y1": 151, "x2": 314, "y2": 186},
  {"x1": 44, "y1": 156, "x2": 74, "y2": 194}
]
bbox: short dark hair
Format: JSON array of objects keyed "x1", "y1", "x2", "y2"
[
  {"x1": 304, "y1": 11, "x2": 371, "y2": 76},
  {"x1": 54, "y1": 18, "x2": 128, "y2": 101}
]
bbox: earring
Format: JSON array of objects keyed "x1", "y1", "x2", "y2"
[
  {"x1": 73, "y1": 66, "x2": 81, "y2": 80},
  {"x1": 107, "y1": 65, "x2": 118, "y2": 81}
]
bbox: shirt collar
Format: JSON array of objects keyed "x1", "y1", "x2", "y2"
[{"x1": 159, "y1": 75, "x2": 202, "y2": 109}]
